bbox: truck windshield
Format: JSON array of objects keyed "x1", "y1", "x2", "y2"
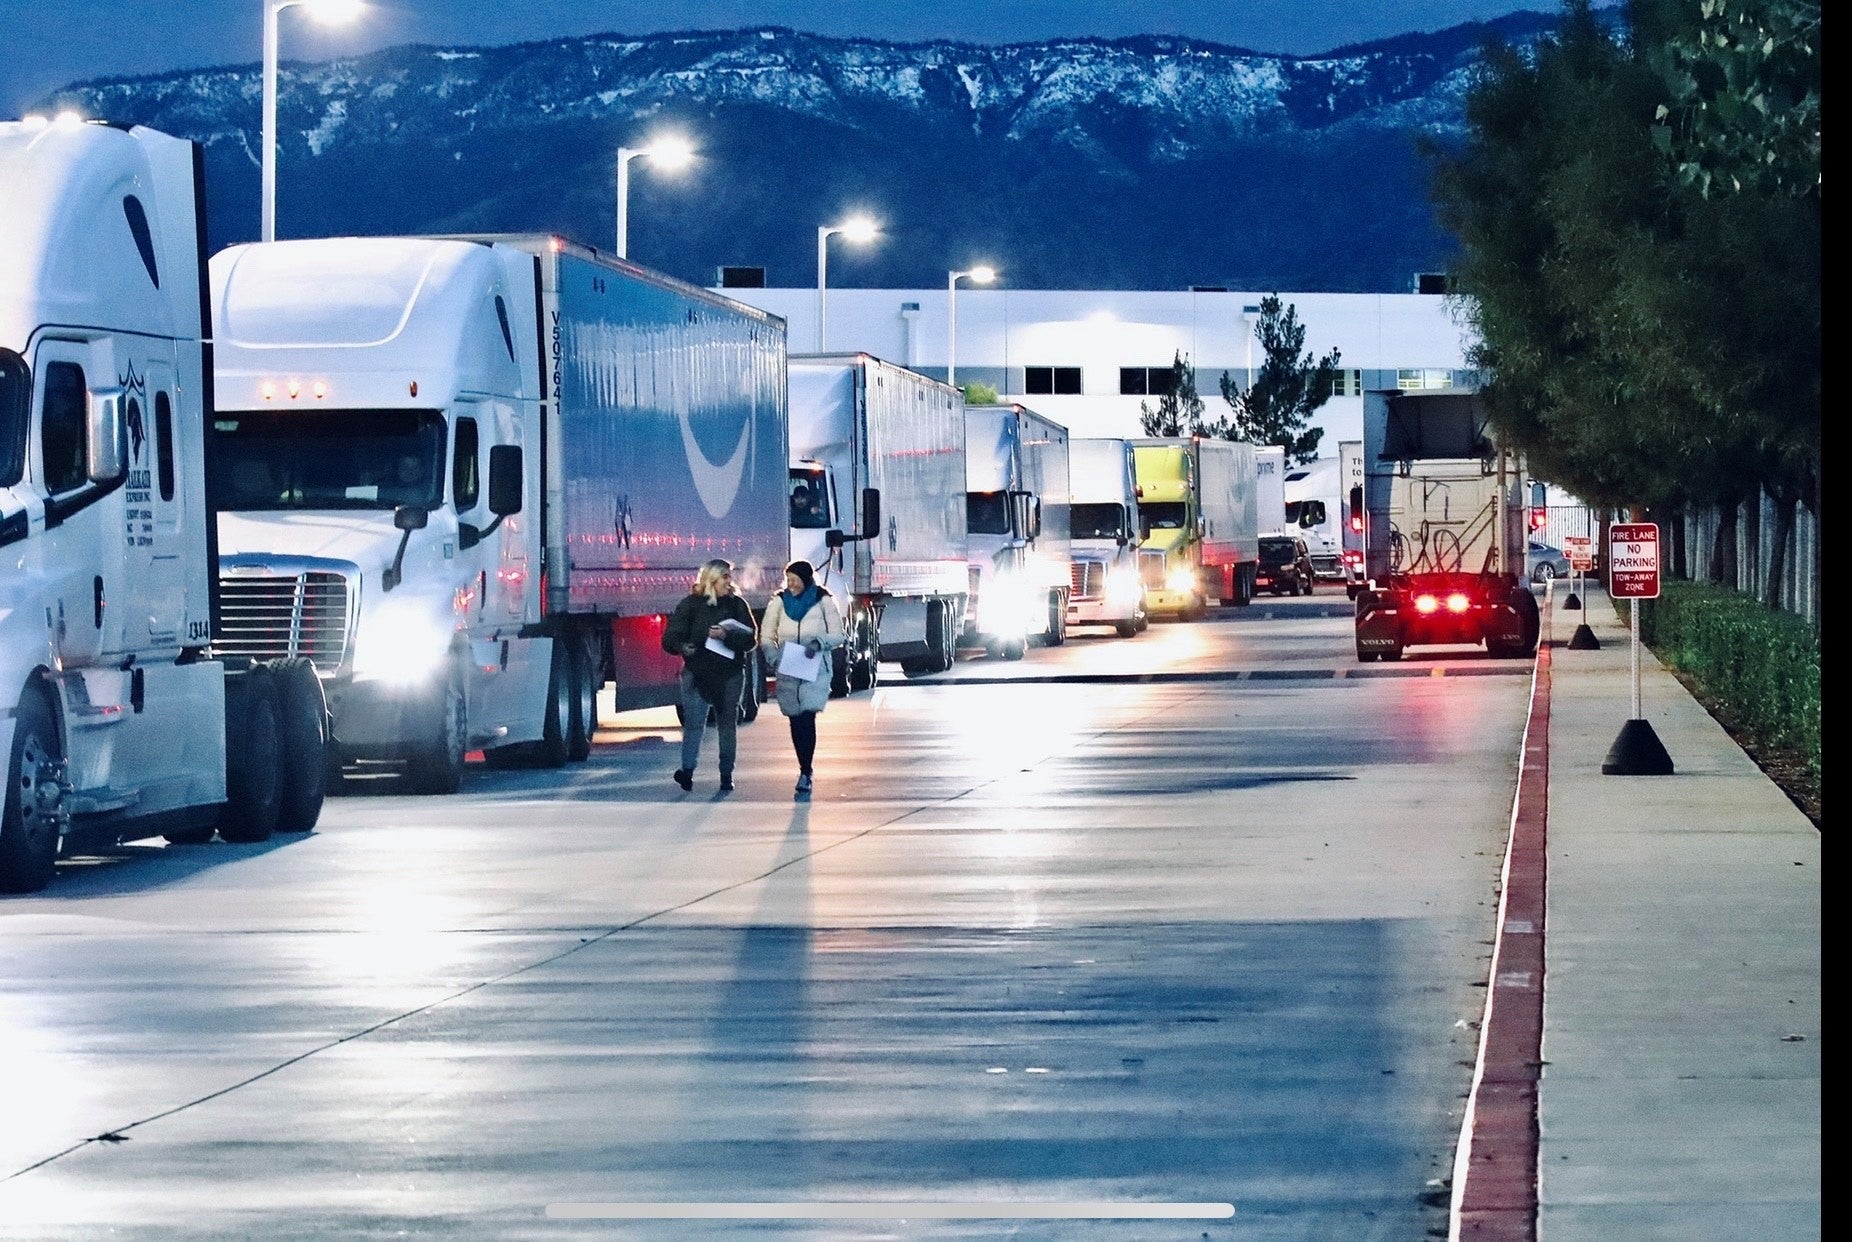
[
  {"x1": 966, "y1": 491, "x2": 1010, "y2": 535},
  {"x1": 1070, "y1": 503, "x2": 1124, "y2": 540},
  {"x1": 0, "y1": 350, "x2": 26, "y2": 488},
  {"x1": 1141, "y1": 502, "x2": 1187, "y2": 532},
  {"x1": 789, "y1": 466, "x2": 831, "y2": 529},
  {"x1": 208, "y1": 409, "x2": 446, "y2": 511}
]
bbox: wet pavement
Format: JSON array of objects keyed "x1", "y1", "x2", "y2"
[{"x1": 0, "y1": 597, "x2": 1533, "y2": 1239}]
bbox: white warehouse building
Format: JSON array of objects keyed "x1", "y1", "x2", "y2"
[{"x1": 718, "y1": 285, "x2": 1480, "y2": 449}]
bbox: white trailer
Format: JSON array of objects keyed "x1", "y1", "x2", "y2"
[
  {"x1": 1130, "y1": 436, "x2": 1261, "y2": 616},
  {"x1": 787, "y1": 354, "x2": 967, "y2": 687},
  {"x1": 1283, "y1": 456, "x2": 1344, "y2": 578},
  {"x1": 209, "y1": 235, "x2": 788, "y2": 792},
  {"x1": 2, "y1": 121, "x2": 326, "y2": 893},
  {"x1": 963, "y1": 403, "x2": 1071, "y2": 658},
  {"x1": 1065, "y1": 437, "x2": 1146, "y2": 637},
  {"x1": 1255, "y1": 445, "x2": 1286, "y2": 534},
  {"x1": 1339, "y1": 439, "x2": 1366, "y2": 597}
]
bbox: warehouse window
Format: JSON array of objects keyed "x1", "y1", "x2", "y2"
[
  {"x1": 1025, "y1": 366, "x2": 1082, "y2": 396},
  {"x1": 1328, "y1": 368, "x2": 1362, "y2": 397},
  {"x1": 1120, "y1": 367, "x2": 1175, "y2": 396},
  {"x1": 1396, "y1": 368, "x2": 1454, "y2": 392}
]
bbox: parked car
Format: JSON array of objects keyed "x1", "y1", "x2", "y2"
[
  {"x1": 1527, "y1": 540, "x2": 1573, "y2": 583},
  {"x1": 1256, "y1": 535, "x2": 1316, "y2": 596}
]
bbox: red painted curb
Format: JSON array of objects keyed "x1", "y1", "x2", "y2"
[{"x1": 1452, "y1": 623, "x2": 1551, "y2": 1241}]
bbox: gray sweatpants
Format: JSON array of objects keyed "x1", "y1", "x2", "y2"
[{"x1": 679, "y1": 668, "x2": 741, "y2": 775}]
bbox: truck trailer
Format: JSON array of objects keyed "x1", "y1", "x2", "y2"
[
  {"x1": 1353, "y1": 390, "x2": 1540, "y2": 661},
  {"x1": 1066, "y1": 437, "x2": 1146, "y2": 637},
  {"x1": 1131, "y1": 437, "x2": 1260, "y2": 618},
  {"x1": 1255, "y1": 445, "x2": 1286, "y2": 534},
  {"x1": 2, "y1": 121, "x2": 326, "y2": 893},
  {"x1": 787, "y1": 354, "x2": 967, "y2": 688},
  {"x1": 208, "y1": 234, "x2": 788, "y2": 791},
  {"x1": 963, "y1": 403, "x2": 1071, "y2": 659},
  {"x1": 1339, "y1": 439, "x2": 1366, "y2": 598}
]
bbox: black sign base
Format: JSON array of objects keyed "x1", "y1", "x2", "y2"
[
  {"x1": 1562, "y1": 591, "x2": 1582, "y2": 610},
  {"x1": 1602, "y1": 718, "x2": 1674, "y2": 775},
  {"x1": 1567, "y1": 623, "x2": 1601, "y2": 650}
]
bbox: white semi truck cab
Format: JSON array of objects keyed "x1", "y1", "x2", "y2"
[
  {"x1": 1, "y1": 120, "x2": 326, "y2": 893},
  {"x1": 1065, "y1": 437, "x2": 1145, "y2": 637},
  {"x1": 962, "y1": 403, "x2": 1071, "y2": 660}
]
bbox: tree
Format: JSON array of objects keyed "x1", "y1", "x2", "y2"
[
  {"x1": 962, "y1": 381, "x2": 1000, "y2": 405},
  {"x1": 1214, "y1": 294, "x2": 1340, "y2": 464},
  {"x1": 1138, "y1": 351, "x2": 1209, "y2": 437}
]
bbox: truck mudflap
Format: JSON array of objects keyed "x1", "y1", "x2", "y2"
[{"x1": 1354, "y1": 575, "x2": 1539, "y2": 662}]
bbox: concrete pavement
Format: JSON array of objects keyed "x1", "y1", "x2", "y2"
[{"x1": 1460, "y1": 585, "x2": 1820, "y2": 1239}]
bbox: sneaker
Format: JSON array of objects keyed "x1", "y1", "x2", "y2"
[
  {"x1": 718, "y1": 774, "x2": 735, "y2": 792},
  {"x1": 794, "y1": 772, "x2": 812, "y2": 795},
  {"x1": 673, "y1": 768, "x2": 693, "y2": 791}
]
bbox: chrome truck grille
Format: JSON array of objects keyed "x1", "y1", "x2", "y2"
[
  {"x1": 216, "y1": 570, "x2": 354, "y2": 673},
  {"x1": 1071, "y1": 559, "x2": 1105, "y2": 600}
]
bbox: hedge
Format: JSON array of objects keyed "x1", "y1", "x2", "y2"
[{"x1": 1637, "y1": 581, "x2": 1821, "y2": 797}]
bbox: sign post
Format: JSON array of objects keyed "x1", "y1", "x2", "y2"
[
  {"x1": 1562, "y1": 534, "x2": 1600, "y2": 649},
  {"x1": 1602, "y1": 522, "x2": 1672, "y2": 775}
]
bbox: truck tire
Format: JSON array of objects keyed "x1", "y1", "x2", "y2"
[
  {"x1": 0, "y1": 689, "x2": 63, "y2": 893},
  {"x1": 1232, "y1": 564, "x2": 1255, "y2": 606},
  {"x1": 1114, "y1": 619, "x2": 1138, "y2": 638},
  {"x1": 1043, "y1": 594, "x2": 1067, "y2": 647},
  {"x1": 405, "y1": 660, "x2": 468, "y2": 794},
  {"x1": 490, "y1": 637, "x2": 572, "y2": 771},
  {"x1": 830, "y1": 637, "x2": 853, "y2": 698},
  {"x1": 218, "y1": 672, "x2": 283, "y2": 843},
  {"x1": 566, "y1": 632, "x2": 599, "y2": 762},
  {"x1": 269, "y1": 658, "x2": 328, "y2": 832},
  {"x1": 849, "y1": 614, "x2": 879, "y2": 692}
]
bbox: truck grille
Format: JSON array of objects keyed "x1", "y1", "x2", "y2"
[
  {"x1": 1071, "y1": 559, "x2": 1105, "y2": 600},
  {"x1": 217, "y1": 572, "x2": 353, "y2": 672},
  {"x1": 1139, "y1": 550, "x2": 1168, "y2": 589}
]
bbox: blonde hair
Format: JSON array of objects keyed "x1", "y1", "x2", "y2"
[{"x1": 694, "y1": 559, "x2": 734, "y2": 602}]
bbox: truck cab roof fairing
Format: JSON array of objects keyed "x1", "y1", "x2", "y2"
[
  {"x1": 210, "y1": 238, "x2": 528, "y2": 405},
  {"x1": 0, "y1": 121, "x2": 186, "y2": 352}
]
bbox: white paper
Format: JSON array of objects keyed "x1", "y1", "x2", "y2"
[
  {"x1": 703, "y1": 617, "x2": 754, "y2": 660},
  {"x1": 778, "y1": 641, "x2": 822, "y2": 683},
  {"x1": 704, "y1": 636, "x2": 737, "y2": 659}
]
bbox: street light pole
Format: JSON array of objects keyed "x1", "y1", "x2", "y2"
[
  {"x1": 816, "y1": 216, "x2": 879, "y2": 352},
  {"x1": 946, "y1": 265, "x2": 996, "y2": 392},
  {"x1": 261, "y1": 0, "x2": 363, "y2": 243},
  {"x1": 614, "y1": 136, "x2": 693, "y2": 260}
]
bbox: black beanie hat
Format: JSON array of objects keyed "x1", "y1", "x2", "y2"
[{"x1": 785, "y1": 560, "x2": 816, "y2": 589}]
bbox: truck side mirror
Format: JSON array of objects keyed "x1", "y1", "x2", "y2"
[
  {"x1": 394, "y1": 504, "x2": 429, "y2": 532},
  {"x1": 861, "y1": 487, "x2": 881, "y2": 536},
  {"x1": 487, "y1": 444, "x2": 523, "y2": 516},
  {"x1": 825, "y1": 529, "x2": 847, "y2": 549},
  {"x1": 86, "y1": 390, "x2": 126, "y2": 484},
  {"x1": 1030, "y1": 498, "x2": 1043, "y2": 539}
]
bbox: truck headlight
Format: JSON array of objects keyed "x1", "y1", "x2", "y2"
[
  {"x1": 1165, "y1": 567, "x2": 1197, "y2": 594},
  {"x1": 980, "y1": 573, "x2": 1037, "y2": 639},
  {"x1": 1106, "y1": 564, "x2": 1142, "y2": 604},
  {"x1": 351, "y1": 603, "x2": 453, "y2": 685}
]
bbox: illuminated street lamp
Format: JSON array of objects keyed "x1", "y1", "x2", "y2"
[
  {"x1": 262, "y1": 0, "x2": 364, "y2": 242},
  {"x1": 616, "y1": 134, "x2": 695, "y2": 260},
  {"x1": 816, "y1": 215, "x2": 879, "y2": 351},
  {"x1": 947, "y1": 264, "x2": 996, "y2": 391}
]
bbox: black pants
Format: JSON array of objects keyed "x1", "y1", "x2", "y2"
[{"x1": 788, "y1": 711, "x2": 817, "y2": 773}]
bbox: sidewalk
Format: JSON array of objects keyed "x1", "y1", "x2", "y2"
[{"x1": 1539, "y1": 586, "x2": 1820, "y2": 1239}]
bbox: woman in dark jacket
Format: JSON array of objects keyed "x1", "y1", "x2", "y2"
[{"x1": 661, "y1": 558, "x2": 758, "y2": 791}]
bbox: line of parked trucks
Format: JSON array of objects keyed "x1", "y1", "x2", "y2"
[{"x1": 5, "y1": 121, "x2": 1302, "y2": 892}]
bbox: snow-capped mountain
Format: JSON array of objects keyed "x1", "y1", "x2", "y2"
[{"x1": 41, "y1": 16, "x2": 1557, "y2": 291}]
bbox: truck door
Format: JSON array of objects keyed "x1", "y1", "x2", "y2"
[
  {"x1": 31, "y1": 340, "x2": 119, "y2": 668},
  {"x1": 129, "y1": 357, "x2": 189, "y2": 653}
]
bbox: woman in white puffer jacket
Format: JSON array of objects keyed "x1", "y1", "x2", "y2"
[{"x1": 759, "y1": 560, "x2": 847, "y2": 796}]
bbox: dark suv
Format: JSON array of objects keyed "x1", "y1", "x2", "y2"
[{"x1": 1257, "y1": 535, "x2": 1316, "y2": 596}]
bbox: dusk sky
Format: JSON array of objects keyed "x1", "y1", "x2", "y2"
[{"x1": 2, "y1": 1, "x2": 1572, "y2": 114}]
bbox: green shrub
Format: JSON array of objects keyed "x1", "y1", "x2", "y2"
[{"x1": 1638, "y1": 582, "x2": 1821, "y2": 797}]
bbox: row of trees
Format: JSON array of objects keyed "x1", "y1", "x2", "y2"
[
  {"x1": 1137, "y1": 294, "x2": 1342, "y2": 465},
  {"x1": 1428, "y1": 0, "x2": 1819, "y2": 606}
]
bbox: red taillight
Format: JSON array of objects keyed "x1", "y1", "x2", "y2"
[
  {"x1": 1343, "y1": 550, "x2": 1362, "y2": 566},
  {"x1": 1415, "y1": 594, "x2": 1440, "y2": 615},
  {"x1": 1349, "y1": 514, "x2": 1364, "y2": 533},
  {"x1": 1446, "y1": 592, "x2": 1471, "y2": 614}
]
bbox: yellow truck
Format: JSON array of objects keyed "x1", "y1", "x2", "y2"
[{"x1": 1132, "y1": 437, "x2": 1260, "y2": 619}]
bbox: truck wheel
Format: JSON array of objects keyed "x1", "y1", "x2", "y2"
[
  {"x1": 218, "y1": 672, "x2": 284, "y2": 843},
  {"x1": 1134, "y1": 610, "x2": 1149, "y2": 633},
  {"x1": 1182, "y1": 597, "x2": 1207, "y2": 622},
  {"x1": 567, "y1": 633, "x2": 599, "y2": 762},
  {"x1": 405, "y1": 662, "x2": 468, "y2": 794},
  {"x1": 1232, "y1": 565, "x2": 1254, "y2": 606},
  {"x1": 1043, "y1": 595, "x2": 1067, "y2": 647},
  {"x1": 269, "y1": 658, "x2": 328, "y2": 832},
  {"x1": 1114, "y1": 619, "x2": 1137, "y2": 638},
  {"x1": 1001, "y1": 638, "x2": 1027, "y2": 661},
  {"x1": 849, "y1": 615, "x2": 878, "y2": 692},
  {"x1": 1, "y1": 690, "x2": 64, "y2": 894},
  {"x1": 830, "y1": 640, "x2": 852, "y2": 699}
]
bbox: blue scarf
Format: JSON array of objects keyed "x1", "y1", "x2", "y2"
[{"x1": 782, "y1": 584, "x2": 822, "y2": 622}]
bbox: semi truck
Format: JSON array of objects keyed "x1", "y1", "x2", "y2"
[
  {"x1": 2, "y1": 120, "x2": 327, "y2": 893},
  {"x1": 1283, "y1": 455, "x2": 1343, "y2": 579},
  {"x1": 1131, "y1": 437, "x2": 1260, "y2": 618},
  {"x1": 1353, "y1": 389, "x2": 1540, "y2": 662},
  {"x1": 787, "y1": 354, "x2": 967, "y2": 688},
  {"x1": 1255, "y1": 445, "x2": 1286, "y2": 534},
  {"x1": 208, "y1": 234, "x2": 788, "y2": 791},
  {"x1": 1339, "y1": 439, "x2": 1366, "y2": 598},
  {"x1": 1065, "y1": 437, "x2": 1146, "y2": 638},
  {"x1": 963, "y1": 403, "x2": 1071, "y2": 659}
]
